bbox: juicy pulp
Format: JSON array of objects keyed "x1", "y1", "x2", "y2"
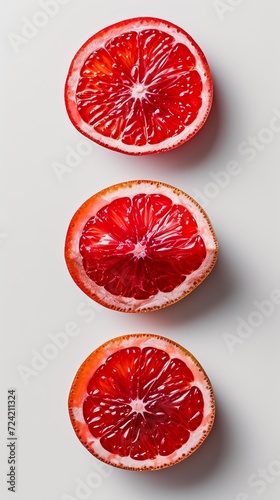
[
  {"x1": 76, "y1": 28, "x2": 203, "y2": 146},
  {"x1": 83, "y1": 346, "x2": 204, "y2": 460},
  {"x1": 79, "y1": 193, "x2": 206, "y2": 300}
]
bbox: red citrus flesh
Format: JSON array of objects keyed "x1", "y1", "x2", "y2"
[
  {"x1": 65, "y1": 17, "x2": 213, "y2": 155},
  {"x1": 68, "y1": 334, "x2": 215, "y2": 470},
  {"x1": 65, "y1": 180, "x2": 218, "y2": 312},
  {"x1": 80, "y1": 193, "x2": 206, "y2": 300}
]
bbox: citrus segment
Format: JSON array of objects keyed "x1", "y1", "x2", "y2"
[
  {"x1": 65, "y1": 17, "x2": 213, "y2": 155},
  {"x1": 68, "y1": 334, "x2": 215, "y2": 470},
  {"x1": 65, "y1": 180, "x2": 218, "y2": 313}
]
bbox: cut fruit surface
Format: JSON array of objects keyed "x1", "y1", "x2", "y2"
[
  {"x1": 65, "y1": 180, "x2": 218, "y2": 313},
  {"x1": 65, "y1": 17, "x2": 213, "y2": 155},
  {"x1": 68, "y1": 333, "x2": 215, "y2": 471}
]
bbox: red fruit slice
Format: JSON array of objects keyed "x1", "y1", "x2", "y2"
[
  {"x1": 68, "y1": 333, "x2": 215, "y2": 471},
  {"x1": 65, "y1": 17, "x2": 213, "y2": 155},
  {"x1": 64, "y1": 180, "x2": 218, "y2": 313}
]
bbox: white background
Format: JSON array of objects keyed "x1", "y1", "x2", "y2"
[{"x1": 1, "y1": 1, "x2": 280, "y2": 499}]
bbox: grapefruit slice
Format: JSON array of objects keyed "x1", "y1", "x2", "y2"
[
  {"x1": 69, "y1": 333, "x2": 215, "y2": 471},
  {"x1": 65, "y1": 180, "x2": 218, "y2": 313},
  {"x1": 65, "y1": 17, "x2": 213, "y2": 155}
]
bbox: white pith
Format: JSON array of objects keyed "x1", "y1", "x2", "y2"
[
  {"x1": 130, "y1": 399, "x2": 145, "y2": 414},
  {"x1": 131, "y1": 83, "x2": 147, "y2": 99},
  {"x1": 133, "y1": 241, "x2": 147, "y2": 259},
  {"x1": 69, "y1": 334, "x2": 215, "y2": 470},
  {"x1": 65, "y1": 18, "x2": 212, "y2": 154},
  {"x1": 66, "y1": 181, "x2": 218, "y2": 312}
]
